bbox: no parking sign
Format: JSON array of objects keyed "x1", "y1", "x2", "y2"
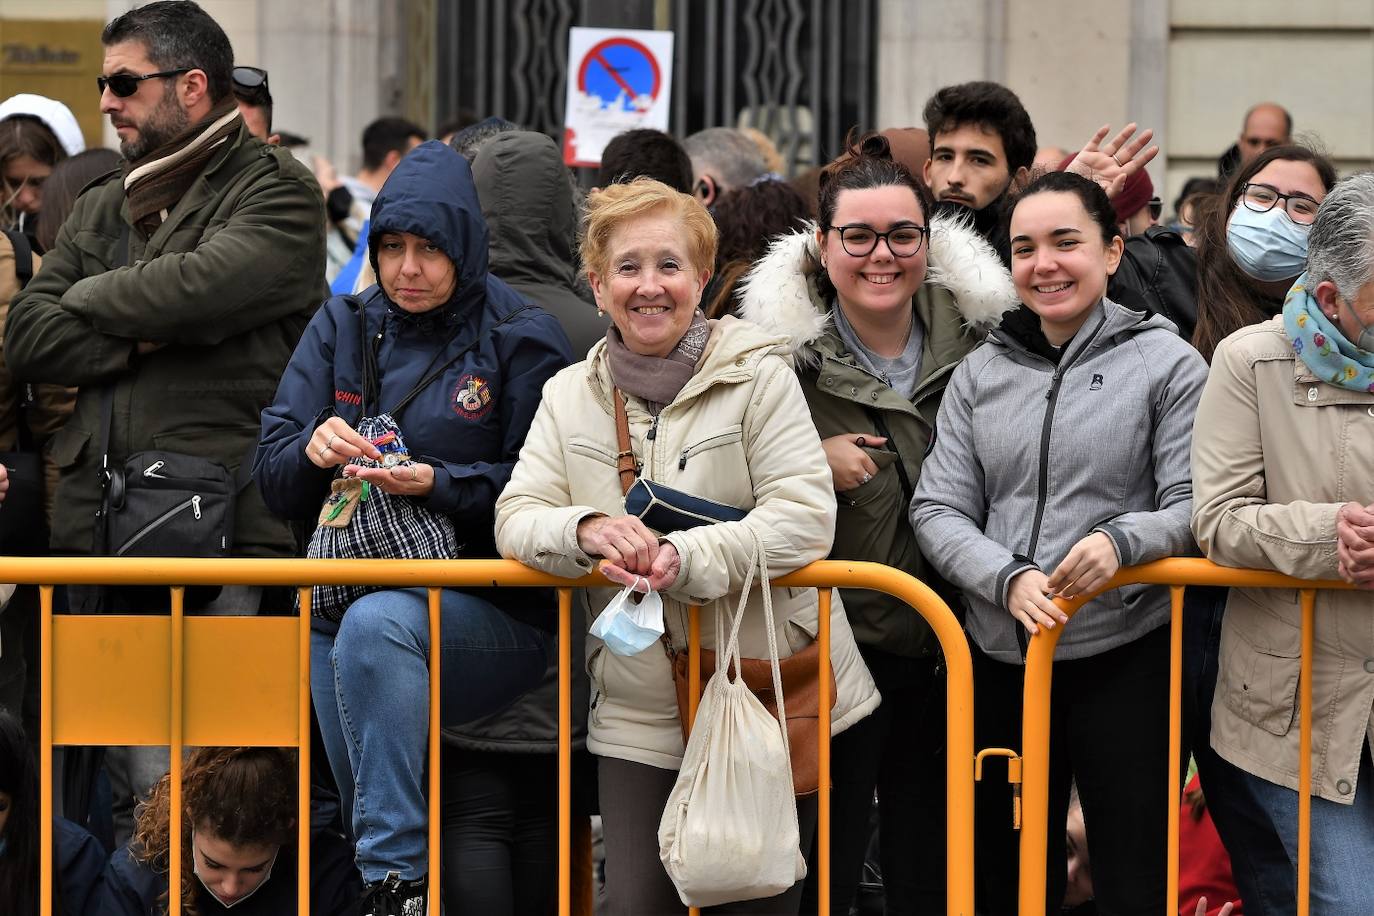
[{"x1": 562, "y1": 27, "x2": 674, "y2": 167}]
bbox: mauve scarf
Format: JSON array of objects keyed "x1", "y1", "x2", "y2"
[{"x1": 605, "y1": 310, "x2": 711, "y2": 415}]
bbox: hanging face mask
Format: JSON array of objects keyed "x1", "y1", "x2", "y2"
[
  {"x1": 1227, "y1": 203, "x2": 1311, "y2": 282},
  {"x1": 1341, "y1": 296, "x2": 1374, "y2": 352},
  {"x1": 590, "y1": 578, "x2": 665, "y2": 656},
  {"x1": 192, "y1": 831, "x2": 279, "y2": 909}
]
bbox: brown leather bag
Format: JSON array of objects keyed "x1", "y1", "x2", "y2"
[{"x1": 612, "y1": 390, "x2": 835, "y2": 796}]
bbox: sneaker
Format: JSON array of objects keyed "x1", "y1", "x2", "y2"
[{"x1": 358, "y1": 873, "x2": 427, "y2": 915}]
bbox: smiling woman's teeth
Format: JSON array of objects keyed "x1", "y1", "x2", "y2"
[
  {"x1": 636, "y1": 306, "x2": 668, "y2": 314},
  {"x1": 863, "y1": 274, "x2": 896, "y2": 285},
  {"x1": 1036, "y1": 282, "x2": 1072, "y2": 293}
]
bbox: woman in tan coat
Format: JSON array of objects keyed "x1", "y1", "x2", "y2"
[
  {"x1": 495, "y1": 178, "x2": 878, "y2": 914},
  {"x1": 1191, "y1": 172, "x2": 1374, "y2": 914}
]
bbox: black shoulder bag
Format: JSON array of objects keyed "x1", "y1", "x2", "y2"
[{"x1": 97, "y1": 227, "x2": 252, "y2": 559}]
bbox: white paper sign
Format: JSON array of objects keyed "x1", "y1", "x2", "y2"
[{"x1": 562, "y1": 27, "x2": 675, "y2": 167}]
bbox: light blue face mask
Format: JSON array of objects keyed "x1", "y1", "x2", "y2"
[
  {"x1": 1227, "y1": 202, "x2": 1311, "y2": 282},
  {"x1": 589, "y1": 579, "x2": 664, "y2": 656}
]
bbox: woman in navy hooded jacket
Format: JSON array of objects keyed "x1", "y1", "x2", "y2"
[{"x1": 254, "y1": 140, "x2": 572, "y2": 911}]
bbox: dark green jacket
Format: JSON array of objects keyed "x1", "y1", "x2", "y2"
[
  {"x1": 738, "y1": 218, "x2": 1016, "y2": 656},
  {"x1": 5, "y1": 123, "x2": 327, "y2": 556}
]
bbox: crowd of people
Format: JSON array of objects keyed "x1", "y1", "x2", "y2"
[{"x1": 1, "y1": 1, "x2": 1372, "y2": 914}]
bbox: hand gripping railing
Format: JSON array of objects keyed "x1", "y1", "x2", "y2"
[
  {"x1": 1016, "y1": 557, "x2": 1356, "y2": 916},
  {"x1": 14, "y1": 556, "x2": 977, "y2": 916}
]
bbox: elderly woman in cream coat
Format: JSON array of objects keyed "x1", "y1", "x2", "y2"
[
  {"x1": 1191, "y1": 172, "x2": 1374, "y2": 915},
  {"x1": 495, "y1": 178, "x2": 878, "y2": 915}
]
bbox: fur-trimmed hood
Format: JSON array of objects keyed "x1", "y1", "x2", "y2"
[{"x1": 736, "y1": 214, "x2": 1017, "y2": 362}]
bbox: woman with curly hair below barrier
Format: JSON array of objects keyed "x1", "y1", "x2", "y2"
[
  {"x1": 495, "y1": 177, "x2": 878, "y2": 914},
  {"x1": 97, "y1": 746, "x2": 359, "y2": 914},
  {"x1": 1191, "y1": 172, "x2": 1374, "y2": 916},
  {"x1": 912, "y1": 170, "x2": 1208, "y2": 914},
  {"x1": 738, "y1": 132, "x2": 1016, "y2": 914}
]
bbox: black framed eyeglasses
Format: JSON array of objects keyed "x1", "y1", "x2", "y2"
[
  {"x1": 96, "y1": 68, "x2": 190, "y2": 98},
  {"x1": 1147, "y1": 197, "x2": 1162, "y2": 221},
  {"x1": 232, "y1": 66, "x2": 271, "y2": 105},
  {"x1": 828, "y1": 223, "x2": 928, "y2": 258},
  {"x1": 1240, "y1": 182, "x2": 1320, "y2": 225}
]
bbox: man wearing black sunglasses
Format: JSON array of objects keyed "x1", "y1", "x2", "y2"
[{"x1": 231, "y1": 65, "x2": 278, "y2": 145}]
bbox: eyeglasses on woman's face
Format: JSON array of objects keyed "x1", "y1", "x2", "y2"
[
  {"x1": 1240, "y1": 182, "x2": 1320, "y2": 225},
  {"x1": 827, "y1": 223, "x2": 928, "y2": 258}
]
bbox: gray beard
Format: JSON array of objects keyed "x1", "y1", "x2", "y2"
[{"x1": 120, "y1": 92, "x2": 191, "y2": 162}]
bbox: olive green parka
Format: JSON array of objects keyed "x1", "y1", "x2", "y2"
[{"x1": 738, "y1": 217, "x2": 1016, "y2": 656}]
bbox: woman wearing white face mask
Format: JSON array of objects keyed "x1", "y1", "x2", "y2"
[
  {"x1": 97, "y1": 747, "x2": 361, "y2": 915},
  {"x1": 1191, "y1": 145, "x2": 1337, "y2": 362}
]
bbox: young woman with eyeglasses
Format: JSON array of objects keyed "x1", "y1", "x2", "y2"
[
  {"x1": 1191, "y1": 144, "x2": 1336, "y2": 362},
  {"x1": 739, "y1": 132, "x2": 1017, "y2": 915}
]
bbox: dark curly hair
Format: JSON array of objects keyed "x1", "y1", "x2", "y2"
[
  {"x1": 922, "y1": 81, "x2": 1037, "y2": 175},
  {"x1": 707, "y1": 178, "x2": 811, "y2": 316},
  {"x1": 133, "y1": 746, "x2": 296, "y2": 915}
]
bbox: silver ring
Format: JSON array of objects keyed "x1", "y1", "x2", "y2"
[
  {"x1": 860, "y1": 472, "x2": 871, "y2": 484},
  {"x1": 320, "y1": 445, "x2": 332, "y2": 458},
  {"x1": 1111, "y1": 153, "x2": 1124, "y2": 167},
  {"x1": 326, "y1": 434, "x2": 339, "y2": 450}
]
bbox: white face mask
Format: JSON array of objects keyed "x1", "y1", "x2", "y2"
[{"x1": 191, "y1": 830, "x2": 279, "y2": 909}]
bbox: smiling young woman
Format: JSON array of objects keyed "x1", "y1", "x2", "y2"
[
  {"x1": 738, "y1": 132, "x2": 1019, "y2": 914},
  {"x1": 912, "y1": 170, "x2": 1210, "y2": 912}
]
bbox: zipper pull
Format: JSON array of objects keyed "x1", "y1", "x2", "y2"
[
  {"x1": 191, "y1": 495, "x2": 202, "y2": 520},
  {"x1": 647, "y1": 414, "x2": 660, "y2": 441},
  {"x1": 143, "y1": 460, "x2": 166, "y2": 477},
  {"x1": 1045, "y1": 371, "x2": 1060, "y2": 399},
  {"x1": 679, "y1": 448, "x2": 689, "y2": 471}
]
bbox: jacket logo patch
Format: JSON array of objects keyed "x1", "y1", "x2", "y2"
[
  {"x1": 335, "y1": 389, "x2": 362, "y2": 406},
  {"x1": 453, "y1": 374, "x2": 494, "y2": 419},
  {"x1": 1089, "y1": 374, "x2": 1104, "y2": 391}
]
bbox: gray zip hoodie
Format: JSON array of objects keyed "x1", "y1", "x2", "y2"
[{"x1": 910, "y1": 297, "x2": 1208, "y2": 663}]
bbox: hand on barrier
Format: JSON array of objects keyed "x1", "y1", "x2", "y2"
[
  {"x1": 1047, "y1": 532, "x2": 1121, "y2": 600},
  {"x1": 1007, "y1": 568, "x2": 1069, "y2": 635},
  {"x1": 600, "y1": 541, "x2": 681, "y2": 594},
  {"x1": 821, "y1": 433, "x2": 887, "y2": 491},
  {"x1": 1336, "y1": 501, "x2": 1374, "y2": 589},
  {"x1": 1066, "y1": 123, "x2": 1159, "y2": 199},
  {"x1": 307, "y1": 416, "x2": 383, "y2": 469},
  {"x1": 578, "y1": 514, "x2": 659, "y2": 569}
]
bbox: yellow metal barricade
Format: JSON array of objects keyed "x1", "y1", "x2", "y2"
[
  {"x1": 14, "y1": 556, "x2": 976, "y2": 916},
  {"x1": 1016, "y1": 557, "x2": 1355, "y2": 916}
]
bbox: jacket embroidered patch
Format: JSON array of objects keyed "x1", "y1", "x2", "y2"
[{"x1": 453, "y1": 374, "x2": 494, "y2": 419}]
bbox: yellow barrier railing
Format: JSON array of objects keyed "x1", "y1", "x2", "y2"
[
  {"x1": 1017, "y1": 557, "x2": 1356, "y2": 916},
  {"x1": 13, "y1": 556, "x2": 975, "y2": 916}
]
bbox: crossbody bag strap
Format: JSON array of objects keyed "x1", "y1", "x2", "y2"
[
  {"x1": 612, "y1": 388, "x2": 639, "y2": 496},
  {"x1": 3, "y1": 228, "x2": 33, "y2": 286},
  {"x1": 385, "y1": 306, "x2": 534, "y2": 420},
  {"x1": 95, "y1": 226, "x2": 134, "y2": 553}
]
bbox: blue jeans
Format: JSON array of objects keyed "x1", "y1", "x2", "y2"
[
  {"x1": 1182, "y1": 586, "x2": 1296, "y2": 915},
  {"x1": 1242, "y1": 747, "x2": 1374, "y2": 916},
  {"x1": 310, "y1": 588, "x2": 550, "y2": 883}
]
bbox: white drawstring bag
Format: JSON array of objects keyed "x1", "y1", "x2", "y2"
[{"x1": 657, "y1": 535, "x2": 804, "y2": 907}]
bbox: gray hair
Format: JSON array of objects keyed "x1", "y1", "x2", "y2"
[
  {"x1": 684, "y1": 127, "x2": 768, "y2": 190},
  {"x1": 1307, "y1": 172, "x2": 1374, "y2": 303},
  {"x1": 449, "y1": 117, "x2": 522, "y2": 163}
]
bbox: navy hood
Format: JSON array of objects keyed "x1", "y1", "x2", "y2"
[{"x1": 368, "y1": 139, "x2": 490, "y2": 313}]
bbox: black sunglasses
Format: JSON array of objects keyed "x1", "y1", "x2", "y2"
[
  {"x1": 232, "y1": 66, "x2": 270, "y2": 97},
  {"x1": 96, "y1": 68, "x2": 190, "y2": 98}
]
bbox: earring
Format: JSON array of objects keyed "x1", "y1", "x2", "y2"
[{"x1": 597, "y1": 308, "x2": 605, "y2": 318}]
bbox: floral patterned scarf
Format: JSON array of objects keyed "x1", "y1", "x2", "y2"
[{"x1": 1283, "y1": 273, "x2": 1374, "y2": 394}]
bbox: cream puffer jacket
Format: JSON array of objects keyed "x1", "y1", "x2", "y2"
[
  {"x1": 1192, "y1": 317, "x2": 1374, "y2": 804},
  {"x1": 496, "y1": 316, "x2": 880, "y2": 769}
]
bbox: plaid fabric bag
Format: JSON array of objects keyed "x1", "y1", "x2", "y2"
[{"x1": 303, "y1": 414, "x2": 459, "y2": 623}]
